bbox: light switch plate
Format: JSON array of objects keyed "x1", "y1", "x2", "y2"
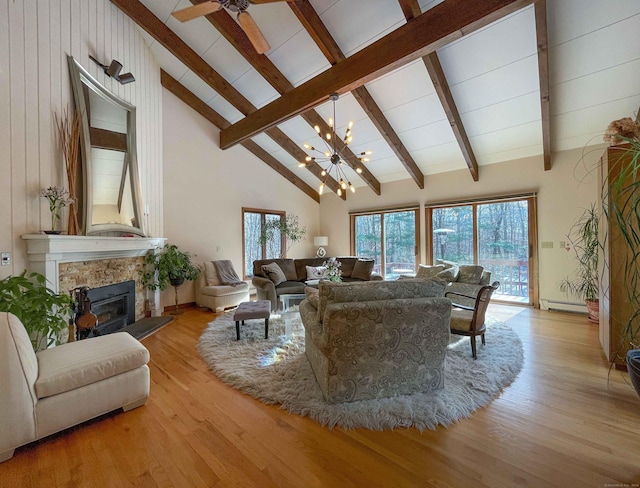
[{"x1": 1, "y1": 252, "x2": 10, "y2": 266}]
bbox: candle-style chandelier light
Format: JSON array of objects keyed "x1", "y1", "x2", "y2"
[{"x1": 298, "y1": 93, "x2": 372, "y2": 196}]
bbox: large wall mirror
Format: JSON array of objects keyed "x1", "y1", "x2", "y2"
[{"x1": 67, "y1": 55, "x2": 146, "y2": 236}]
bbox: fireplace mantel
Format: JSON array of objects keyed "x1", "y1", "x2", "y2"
[{"x1": 21, "y1": 234, "x2": 166, "y2": 294}]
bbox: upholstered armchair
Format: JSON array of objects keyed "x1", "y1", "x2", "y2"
[
  {"x1": 195, "y1": 261, "x2": 250, "y2": 312},
  {"x1": 0, "y1": 312, "x2": 150, "y2": 462},
  {"x1": 299, "y1": 279, "x2": 451, "y2": 404}
]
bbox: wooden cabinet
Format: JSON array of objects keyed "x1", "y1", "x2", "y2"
[{"x1": 598, "y1": 145, "x2": 638, "y2": 364}]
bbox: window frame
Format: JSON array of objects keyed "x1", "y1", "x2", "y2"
[
  {"x1": 425, "y1": 195, "x2": 538, "y2": 306},
  {"x1": 242, "y1": 207, "x2": 286, "y2": 279},
  {"x1": 349, "y1": 207, "x2": 420, "y2": 279}
]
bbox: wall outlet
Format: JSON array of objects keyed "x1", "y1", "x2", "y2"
[{"x1": 1, "y1": 252, "x2": 10, "y2": 266}]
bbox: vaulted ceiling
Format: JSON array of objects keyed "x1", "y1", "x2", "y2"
[{"x1": 111, "y1": 0, "x2": 640, "y2": 202}]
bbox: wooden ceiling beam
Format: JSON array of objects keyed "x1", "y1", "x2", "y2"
[
  {"x1": 160, "y1": 70, "x2": 320, "y2": 203},
  {"x1": 220, "y1": 0, "x2": 533, "y2": 148},
  {"x1": 200, "y1": 3, "x2": 378, "y2": 195},
  {"x1": 402, "y1": 0, "x2": 478, "y2": 181},
  {"x1": 351, "y1": 87, "x2": 424, "y2": 188},
  {"x1": 110, "y1": 0, "x2": 254, "y2": 115},
  {"x1": 535, "y1": 0, "x2": 552, "y2": 171},
  {"x1": 112, "y1": 1, "x2": 342, "y2": 199},
  {"x1": 290, "y1": 0, "x2": 421, "y2": 190},
  {"x1": 422, "y1": 53, "x2": 479, "y2": 181}
]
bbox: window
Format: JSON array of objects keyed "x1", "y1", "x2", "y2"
[
  {"x1": 427, "y1": 196, "x2": 537, "y2": 304},
  {"x1": 351, "y1": 208, "x2": 419, "y2": 279},
  {"x1": 242, "y1": 208, "x2": 285, "y2": 278}
]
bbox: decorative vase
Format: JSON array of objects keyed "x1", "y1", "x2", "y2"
[{"x1": 626, "y1": 349, "x2": 640, "y2": 399}]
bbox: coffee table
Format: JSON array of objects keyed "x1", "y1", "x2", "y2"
[{"x1": 279, "y1": 293, "x2": 306, "y2": 312}]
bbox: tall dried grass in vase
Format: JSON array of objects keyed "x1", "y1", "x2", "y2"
[{"x1": 54, "y1": 108, "x2": 82, "y2": 235}]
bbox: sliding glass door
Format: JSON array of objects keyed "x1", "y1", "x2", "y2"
[
  {"x1": 428, "y1": 197, "x2": 535, "y2": 304},
  {"x1": 352, "y1": 209, "x2": 419, "y2": 279}
]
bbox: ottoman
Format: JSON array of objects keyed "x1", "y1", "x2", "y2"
[{"x1": 233, "y1": 300, "x2": 271, "y2": 340}]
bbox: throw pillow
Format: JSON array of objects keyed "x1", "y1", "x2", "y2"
[
  {"x1": 305, "y1": 286, "x2": 319, "y2": 309},
  {"x1": 436, "y1": 266, "x2": 459, "y2": 283},
  {"x1": 351, "y1": 259, "x2": 375, "y2": 281},
  {"x1": 261, "y1": 262, "x2": 287, "y2": 286},
  {"x1": 458, "y1": 265, "x2": 484, "y2": 284},
  {"x1": 204, "y1": 261, "x2": 221, "y2": 286},
  {"x1": 415, "y1": 264, "x2": 445, "y2": 280},
  {"x1": 306, "y1": 265, "x2": 328, "y2": 280}
]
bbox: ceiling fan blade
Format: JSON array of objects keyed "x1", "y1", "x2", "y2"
[
  {"x1": 172, "y1": 1, "x2": 222, "y2": 22},
  {"x1": 237, "y1": 11, "x2": 270, "y2": 55}
]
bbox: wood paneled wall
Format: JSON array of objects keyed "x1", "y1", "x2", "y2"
[{"x1": 0, "y1": 0, "x2": 163, "y2": 278}]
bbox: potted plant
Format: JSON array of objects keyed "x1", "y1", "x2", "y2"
[
  {"x1": 141, "y1": 244, "x2": 202, "y2": 290},
  {"x1": 40, "y1": 185, "x2": 74, "y2": 234},
  {"x1": 0, "y1": 270, "x2": 73, "y2": 350},
  {"x1": 559, "y1": 204, "x2": 600, "y2": 322},
  {"x1": 258, "y1": 214, "x2": 306, "y2": 259},
  {"x1": 141, "y1": 244, "x2": 202, "y2": 315}
]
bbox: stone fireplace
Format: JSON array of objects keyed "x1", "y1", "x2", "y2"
[{"x1": 21, "y1": 234, "x2": 166, "y2": 317}]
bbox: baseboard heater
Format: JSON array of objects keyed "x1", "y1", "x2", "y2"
[{"x1": 540, "y1": 298, "x2": 587, "y2": 314}]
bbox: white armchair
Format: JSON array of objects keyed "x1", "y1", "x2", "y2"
[{"x1": 0, "y1": 312, "x2": 150, "y2": 462}]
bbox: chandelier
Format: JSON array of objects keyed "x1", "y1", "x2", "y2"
[{"x1": 298, "y1": 93, "x2": 372, "y2": 196}]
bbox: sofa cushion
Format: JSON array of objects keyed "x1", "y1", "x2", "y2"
[
  {"x1": 275, "y1": 280, "x2": 306, "y2": 295},
  {"x1": 458, "y1": 265, "x2": 484, "y2": 284},
  {"x1": 435, "y1": 259, "x2": 458, "y2": 269},
  {"x1": 351, "y1": 259, "x2": 375, "y2": 281},
  {"x1": 262, "y1": 262, "x2": 287, "y2": 286},
  {"x1": 415, "y1": 264, "x2": 445, "y2": 280},
  {"x1": 204, "y1": 261, "x2": 221, "y2": 286},
  {"x1": 337, "y1": 257, "x2": 357, "y2": 278},
  {"x1": 306, "y1": 265, "x2": 328, "y2": 280},
  {"x1": 449, "y1": 308, "x2": 474, "y2": 331},
  {"x1": 35, "y1": 332, "x2": 149, "y2": 399},
  {"x1": 436, "y1": 266, "x2": 459, "y2": 283},
  {"x1": 253, "y1": 259, "x2": 297, "y2": 280},
  {"x1": 479, "y1": 270, "x2": 492, "y2": 285},
  {"x1": 200, "y1": 282, "x2": 249, "y2": 297}
]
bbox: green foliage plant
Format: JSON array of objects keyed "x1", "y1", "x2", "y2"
[
  {"x1": 559, "y1": 204, "x2": 600, "y2": 303},
  {"x1": 141, "y1": 244, "x2": 202, "y2": 291},
  {"x1": 0, "y1": 270, "x2": 73, "y2": 350},
  {"x1": 258, "y1": 214, "x2": 306, "y2": 259}
]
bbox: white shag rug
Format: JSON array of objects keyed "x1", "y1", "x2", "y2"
[{"x1": 197, "y1": 311, "x2": 524, "y2": 431}]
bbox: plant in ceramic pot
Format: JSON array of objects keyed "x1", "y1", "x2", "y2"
[
  {"x1": 0, "y1": 271, "x2": 73, "y2": 350},
  {"x1": 257, "y1": 214, "x2": 306, "y2": 259},
  {"x1": 141, "y1": 244, "x2": 202, "y2": 290},
  {"x1": 141, "y1": 244, "x2": 202, "y2": 315},
  {"x1": 559, "y1": 204, "x2": 600, "y2": 322}
]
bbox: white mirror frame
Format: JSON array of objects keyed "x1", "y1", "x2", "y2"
[{"x1": 67, "y1": 55, "x2": 146, "y2": 237}]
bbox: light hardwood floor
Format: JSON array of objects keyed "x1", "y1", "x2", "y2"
[{"x1": 2, "y1": 305, "x2": 639, "y2": 487}]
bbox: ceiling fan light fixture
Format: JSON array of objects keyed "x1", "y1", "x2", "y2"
[{"x1": 237, "y1": 11, "x2": 270, "y2": 54}]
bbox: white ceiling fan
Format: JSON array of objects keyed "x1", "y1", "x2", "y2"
[{"x1": 172, "y1": 0, "x2": 286, "y2": 54}]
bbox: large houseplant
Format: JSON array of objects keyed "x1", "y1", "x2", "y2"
[
  {"x1": 258, "y1": 214, "x2": 306, "y2": 259},
  {"x1": 0, "y1": 271, "x2": 73, "y2": 350},
  {"x1": 559, "y1": 204, "x2": 600, "y2": 322},
  {"x1": 141, "y1": 244, "x2": 202, "y2": 291}
]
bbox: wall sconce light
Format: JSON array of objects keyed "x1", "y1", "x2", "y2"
[
  {"x1": 89, "y1": 55, "x2": 135, "y2": 84},
  {"x1": 314, "y1": 236, "x2": 329, "y2": 258}
]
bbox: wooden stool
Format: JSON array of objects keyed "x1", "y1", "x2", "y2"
[{"x1": 233, "y1": 300, "x2": 271, "y2": 340}]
